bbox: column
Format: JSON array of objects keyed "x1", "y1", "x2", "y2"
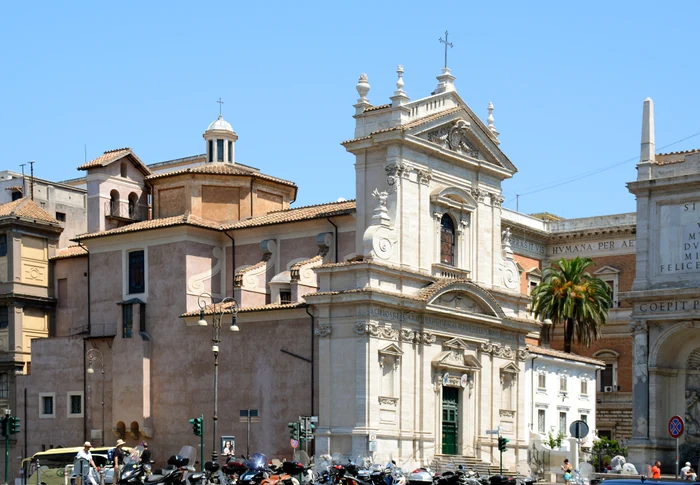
[
  {"x1": 630, "y1": 320, "x2": 649, "y2": 441},
  {"x1": 223, "y1": 139, "x2": 229, "y2": 164},
  {"x1": 212, "y1": 139, "x2": 218, "y2": 163}
]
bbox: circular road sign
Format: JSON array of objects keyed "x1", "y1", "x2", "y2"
[
  {"x1": 290, "y1": 439, "x2": 299, "y2": 449},
  {"x1": 570, "y1": 420, "x2": 590, "y2": 439},
  {"x1": 669, "y1": 415, "x2": 685, "y2": 438}
]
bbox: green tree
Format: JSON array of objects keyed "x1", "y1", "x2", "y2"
[{"x1": 531, "y1": 257, "x2": 613, "y2": 353}]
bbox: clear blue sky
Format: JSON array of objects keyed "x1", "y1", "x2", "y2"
[{"x1": 2, "y1": 1, "x2": 699, "y2": 219}]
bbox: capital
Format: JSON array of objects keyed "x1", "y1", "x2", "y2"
[{"x1": 629, "y1": 320, "x2": 648, "y2": 334}]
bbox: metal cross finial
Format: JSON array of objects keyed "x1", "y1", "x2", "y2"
[
  {"x1": 217, "y1": 97, "x2": 224, "y2": 116},
  {"x1": 439, "y1": 31, "x2": 453, "y2": 69}
]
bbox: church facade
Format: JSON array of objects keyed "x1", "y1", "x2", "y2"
[{"x1": 2, "y1": 63, "x2": 629, "y2": 480}]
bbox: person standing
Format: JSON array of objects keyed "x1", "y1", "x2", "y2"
[
  {"x1": 651, "y1": 461, "x2": 661, "y2": 479},
  {"x1": 561, "y1": 459, "x2": 573, "y2": 485},
  {"x1": 113, "y1": 439, "x2": 127, "y2": 482},
  {"x1": 682, "y1": 462, "x2": 692, "y2": 480},
  {"x1": 140, "y1": 442, "x2": 152, "y2": 474},
  {"x1": 76, "y1": 442, "x2": 99, "y2": 485}
]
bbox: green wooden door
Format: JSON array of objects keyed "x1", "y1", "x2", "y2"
[{"x1": 441, "y1": 387, "x2": 459, "y2": 455}]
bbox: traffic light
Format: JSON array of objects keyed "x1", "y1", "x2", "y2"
[
  {"x1": 497, "y1": 436, "x2": 509, "y2": 452},
  {"x1": 189, "y1": 416, "x2": 203, "y2": 437},
  {"x1": 306, "y1": 423, "x2": 315, "y2": 440},
  {"x1": 8, "y1": 416, "x2": 19, "y2": 435},
  {"x1": 288, "y1": 421, "x2": 300, "y2": 441},
  {"x1": 0, "y1": 418, "x2": 6, "y2": 438}
]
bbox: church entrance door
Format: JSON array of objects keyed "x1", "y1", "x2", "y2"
[{"x1": 442, "y1": 387, "x2": 459, "y2": 455}]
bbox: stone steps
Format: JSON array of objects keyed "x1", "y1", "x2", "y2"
[{"x1": 432, "y1": 455, "x2": 516, "y2": 477}]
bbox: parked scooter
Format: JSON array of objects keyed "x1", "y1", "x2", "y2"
[
  {"x1": 238, "y1": 453, "x2": 270, "y2": 485},
  {"x1": 146, "y1": 446, "x2": 197, "y2": 485}
]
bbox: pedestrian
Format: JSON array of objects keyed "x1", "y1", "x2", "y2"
[
  {"x1": 113, "y1": 439, "x2": 127, "y2": 482},
  {"x1": 687, "y1": 468, "x2": 698, "y2": 481},
  {"x1": 140, "y1": 442, "x2": 152, "y2": 473},
  {"x1": 651, "y1": 460, "x2": 661, "y2": 479},
  {"x1": 561, "y1": 459, "x2": 573, "y2": 485},
  {"x1": 76, "y1": 442, "x2": 99, "y2": 485},
  {"x1": 682, "y1": 462, "x2": 692, "y2": 480}
]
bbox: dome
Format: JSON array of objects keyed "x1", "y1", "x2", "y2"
[{"x1": 206, "y1": 115, "x2": 234, "y2": 132}]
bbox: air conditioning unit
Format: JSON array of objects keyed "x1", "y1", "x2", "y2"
[{"x1": 603, "y1": 386, "x2": 614, "y2": 392}]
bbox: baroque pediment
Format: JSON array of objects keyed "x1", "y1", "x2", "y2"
[
  {"x1": 422, "y1": 120, "x2": 480, "y2": 158},
  {"x1": 431, "y1": 291, "x2": 491, "y2": 315},
  {"x1": 433, "y1": 349, "x2": 482, "y2": 371}
]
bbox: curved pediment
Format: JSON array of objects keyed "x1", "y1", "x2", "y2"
[
  {"x1": 421, "y1": 280, "x2": 505, "y2": 318},
  {"x1": 431, "y1": 186, "x2": 477, "y2": 211}
]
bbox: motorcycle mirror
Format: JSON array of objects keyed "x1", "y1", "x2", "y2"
[{"x1": 391, "y1": 461, "x2": 396, "y2": 465}]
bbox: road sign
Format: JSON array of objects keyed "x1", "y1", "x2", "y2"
[
  {"x1": 310, "y1": 416, "x2": 318, "y2": 423},
  {"x1": 290, "y1": 439, "x2": 299, "y2": 449},
  {"x1": 669, "y1": 415, "x2": 685, "y2": 438},
  {"x1": 570, "y1": 420, "x2": 590, "y2": 439},
  {"x1": 369, "y1": 433, "x2": 376, "y2": 442},
  {"x1": 486, "y1": 429, "x2": 499, "y2": 435}
]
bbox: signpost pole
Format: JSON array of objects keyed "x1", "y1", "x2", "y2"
[
  {"x1": 676, "y1": 437, "x2": 679, "y2": 479},
  {"x1": 668, "y1": 415, "x2": 685, "y2": 479}
]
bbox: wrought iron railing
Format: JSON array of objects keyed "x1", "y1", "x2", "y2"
[{"x1": 105, "y1": 201, "x2": 146, "y2": 221}]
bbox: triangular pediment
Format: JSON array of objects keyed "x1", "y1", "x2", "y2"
[
  {"x1": 443, "y1": 337, "x2": 471, "y2": 350},
  {"x1": 501, "y1": 362, "x2": 520, "y2": 374},
  {"x1": 433, "y1": 349, "x2": 482, "y2": 371},
  {"x1": 406, "y1": 102, "x2": 516, "y2": 175},
  {"x1": 594, "y1": 265, "x2": 621, "y2": 275},
  {"x1": 379, "y1": 343, "x2": 403, "y2": 357}
]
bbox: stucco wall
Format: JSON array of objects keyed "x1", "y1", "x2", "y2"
[{"x1": 55, "y1": 256, "x2": 88, "y2": 336}]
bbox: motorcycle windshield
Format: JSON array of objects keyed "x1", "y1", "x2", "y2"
[
  {"x1": 245, "y1": 453, "x2": 268, "y2": 470},
  {"x1": 124, "y1": 446, "x2": 144, "y2": 466},
  {"x1": 179, "y1": 446, "x2": 196, "y2": 467}
]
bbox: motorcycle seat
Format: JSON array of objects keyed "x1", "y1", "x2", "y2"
[{"x1": 146, "y1": 474, "x2": 165, "y2": 483}]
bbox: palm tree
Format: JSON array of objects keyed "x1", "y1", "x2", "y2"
[{"x1": 531, "y1": 256, "x2": 613, "y2": 353}]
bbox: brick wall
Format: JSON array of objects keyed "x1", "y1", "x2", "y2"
[{"x1": 513, "y1": 253, "x2": 541, "y2": 295}]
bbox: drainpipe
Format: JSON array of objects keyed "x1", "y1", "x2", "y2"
[
  {"x1": 326, "y1": 218, "x2": 338, "y2": 263},
  {"x1": 83, "y1": 338, "x2": 87, "y2": 442},
  {"x1": 249, "y1": 178, "x2": 254, "y2": 217},
  {"x1": 531, "y1": 354, "x2": 538, "y2": 433},
  {"x1": 76, "y1": 241, "x2": 90, "y2": 442},
  {"x1": 224, "y1": 231, "x2": 235, "y2": 297},
  {"x1": 77, "y1": 241, "x2": 90, "y2": 334},
  {"x1": 305, "y1": 305, "x2": 315, "y2": 416}
]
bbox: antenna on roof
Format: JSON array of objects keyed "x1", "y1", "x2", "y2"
[
  {"x1": 19, "y1": 164, "x2": 26, "y2": 199},
  {"x1": 28, "y1": 161, "x2": 35, "y2": 201}
]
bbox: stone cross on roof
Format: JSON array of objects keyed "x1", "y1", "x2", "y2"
[
  {"x1": 217, "y1": 97, "x2": 224, "y2": 116},
  {"x1": 439, "y1": 31, "x2": 453, "y2": 68}
]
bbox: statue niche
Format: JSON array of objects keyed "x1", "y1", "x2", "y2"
[{"x1": 685, "y1": 348, "x2": 700, "y2": 441}]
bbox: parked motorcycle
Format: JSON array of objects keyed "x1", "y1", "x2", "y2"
[
  {"x1": 146, "y1": 446, "x2": 197, "y2": 485},
  {"x1": 119, "y1": 445, "x2": 146, "y2": 485},
  {"x1": 238, "y1": 453, "x2": 270, "y2": 485}
]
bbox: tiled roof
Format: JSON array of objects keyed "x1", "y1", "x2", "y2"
[
  {"x1": 145, "y1": 162, "x2": 297, "y2": 188},
  {"x1": 363, "y1": 104, "x2": 392, "y2": 112},
  {"x1": 526, "y1": 345, "x2": 605, "y2": 366},
  {"x1": 77, "y1": 148, "x2": 131, "y2": 170},
  {"x1": 0, "y1": 198, "x2": 60, "y2": 225},
  {"x1": 181, "y1": 301, "x2": 305, "y2": 317},
  {"x1": 656, "y1": 148, "x2": 700, "y2": 157},
  {"x1": 74, "y1": 212, "x2": 222, "y2": 241},
  {"x1": 341, "y1": 107, "x2": 462, "y2": 144},
  {"x1": 4, "y1": 186, "x2": 22, "y2": 192},
  {"x1": 222, "y1": 200, "x2": 356, "y2": 230},
  {"x1": 51, "y1": 245, "x2": 88, "y2": 260}
]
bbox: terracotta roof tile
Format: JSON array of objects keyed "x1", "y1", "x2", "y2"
[
  {"x1": 77, "y1": 148, "x2": 132, "y2": 170},
  {"x1": 74, "y1": 212, "x2": 221, "y2": 241},
  {"x1": 0, "y1": 198, "x2": 60, "y2": 225},
  {"x1": 145, "y1": 162, "x2": 296, "y2": 188},
  {"x1": 181, "y1": 301, "x2": 305, "y2": 317},
  {"x1": 526, "y1": 345, "x2": 605, "y2": 366},
  {"x1": 341, "y1": 107, "x2": 462, "y2": 144},
  {"x1": 222, "y1": 200, "x2": 356, "y2": 230},
  {"x1": 363, "y1": 104, "x2": 392, "y2": 112},
  {"x1": 656, "y1": 148, "x2": 700, "y2": 157},
  {"x1": 4, "y1": 186, "x2": 22, "y2": 192},
  {"x1": 51, "y1": 245, "x2": 88, "y2": 260}
]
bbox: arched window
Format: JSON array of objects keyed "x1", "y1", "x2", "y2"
[
  {"x1": 110, "y1": 190, "x2": 120, "y2": 217},
  {"x1": 120, "y1": 161, "x2": 127, "y2": 178},
  {"x1": 128, "y1": 193, "x2": 139, "y2": 219},
  {"x1": 440, "y1": 214, "x2": 455, "y2": 266}
]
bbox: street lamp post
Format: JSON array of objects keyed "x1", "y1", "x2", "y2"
[
  {"x1": 197, "y1": 293, "x2": 239, "y2": 462},
  {"x1": 86, "y1": 348, "x2": 105, "y2": 446}
]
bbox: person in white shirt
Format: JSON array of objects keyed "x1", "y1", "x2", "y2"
[
  {"x1": 681, "y1": 462, "x2": 692, "y2": 480},
  {"x1": 75, "y1": 442, "x2": 99, "y2": 485}
]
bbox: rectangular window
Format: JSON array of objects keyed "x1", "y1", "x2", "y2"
[
  {"x1": 0, "y1": 234, "x2": 7, "y2": 257},
  {"x1": 208, "y1": 140, "x2": 213, "y2": 162},
  {"x1": 560, "y1": 376, "x2": 567, "y2": 393},
  {"x1": 217, "y1": 139, "x2": 224, "y2": 161},
  {"x1": 128, "y1": 250, "x2": 145, "y2": 294},
  {"x1": 122, "y1": 304, "x2": 133, "y2": 338},
  {"x1": 58, "y1": 279, "x2": 68, "y2": 308},
  {"x1": 39, "y1": 393, "x2": 55, "y2": 418},
  {"x1": 580, "y1": 379, "x2": 588, "y2": 396},
  {"x1": 581, "y1": 414, "x2": 588, "y2": 424},
  {"x1": 559, "y1": 412, "x2": 567, "y2": 434},
  {"x1": 600, "y1": 364, "x2": 614, "y2": 391},
  {"x1": 228, "y1": 141, "x2": 233, "y2": 162},
  {"x1": 139, "y1": 303, "x2": 146, "y2": 333},
  {"x1": 11, "y1": 191, "x2": 21, "y2": 201},
  {"x1": 67, "y1": 393, "x2": 83, "y2": 418},
  {"x1": 0, "y1": 374, "x2": 8, "y2": 399},
  {"x1": 538, "y1": 373, "x2": 546, "y2": 389},
  {"x1": 537, "y1": 409, "x2": 546, "y2": 433},
  {"x1": 55, "y1": 212, "x2": 66, "y2": 222},
  {"x1": 0, "y1": 307, "x2": 7, "y2": 329},
  {"x1": 280, "y1": 290, "x2": 292, "y2": 304}
]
